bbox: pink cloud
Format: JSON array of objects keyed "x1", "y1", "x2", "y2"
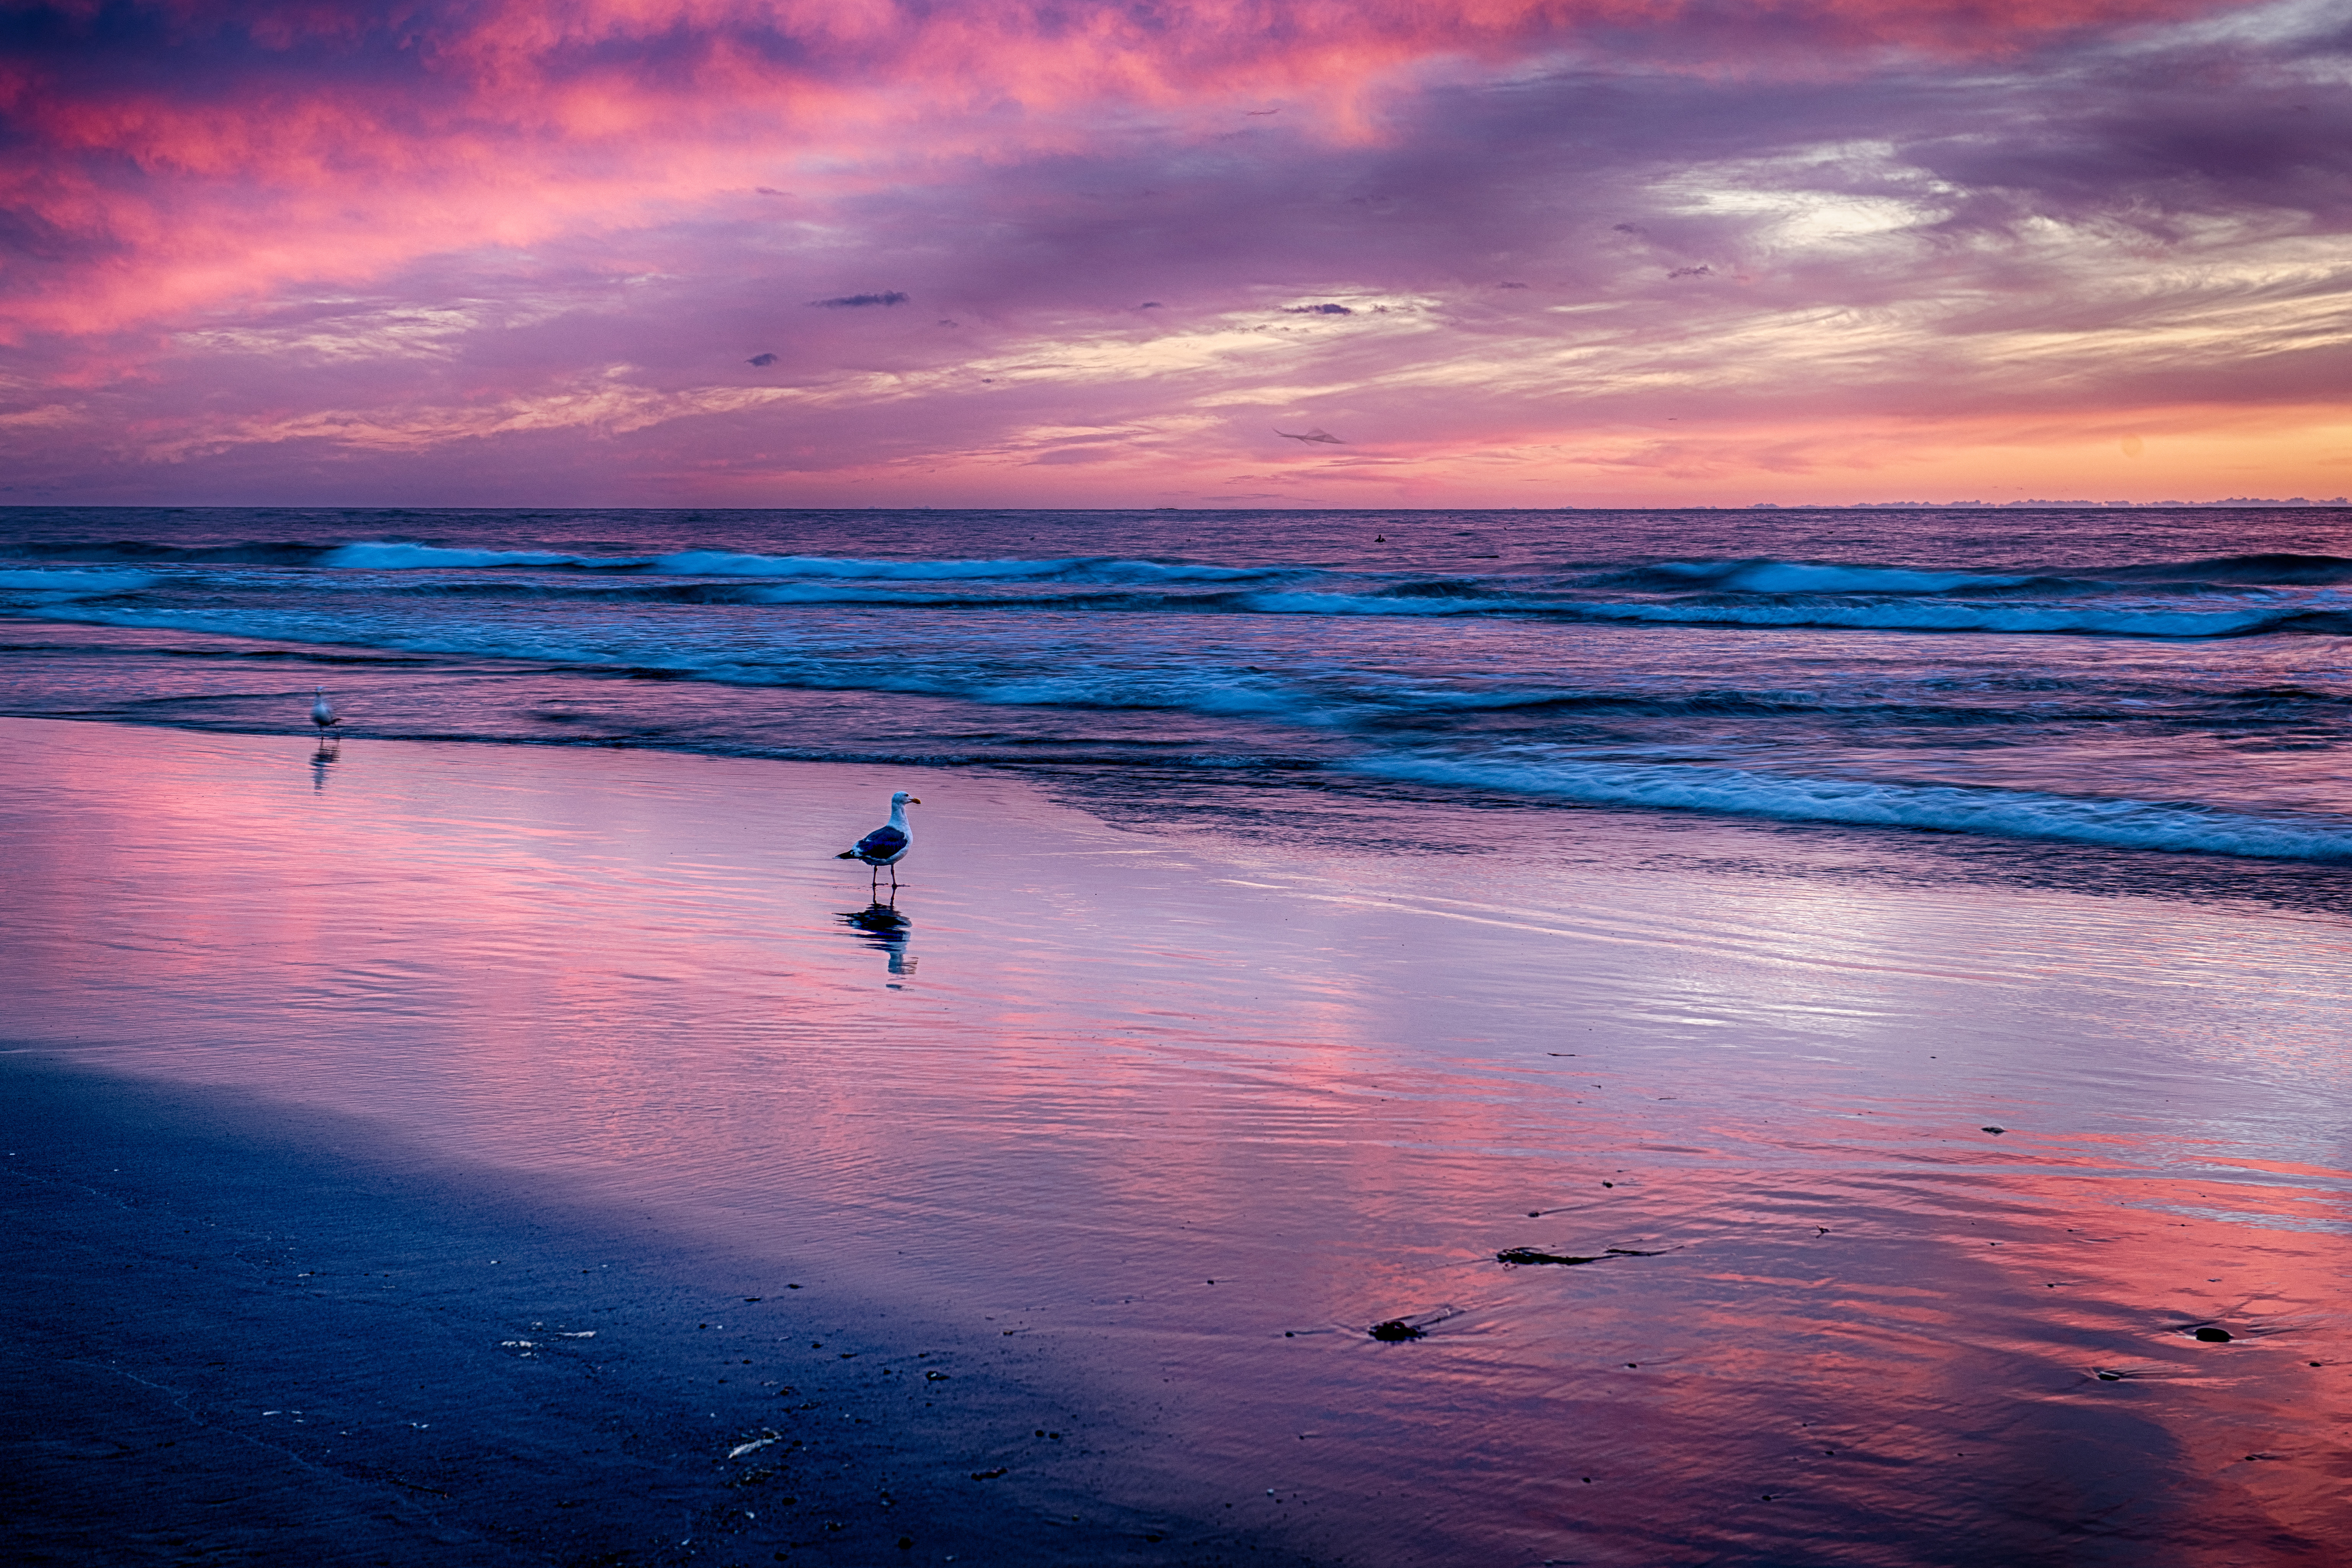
[
  {"x1": 3, "y1": 0, "x2": 2344, "y2": 505},
  {"x1": 2, "y1": 0, "x2": 2239, "y2": 333}
]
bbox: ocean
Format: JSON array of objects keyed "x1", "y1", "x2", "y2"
[{"x1": 6, "y1": 505, "x2": 2352, "y2": 877}]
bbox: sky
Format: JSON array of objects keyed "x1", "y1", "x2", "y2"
[{"x1": 1, "y1": 0, "x2": 2348, "y2": 509}]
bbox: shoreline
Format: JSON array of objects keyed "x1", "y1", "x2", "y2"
[{"x1": 0, "y1": 1055, "x2": 1327, "y2": 1567}]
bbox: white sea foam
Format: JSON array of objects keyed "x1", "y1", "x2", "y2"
[
  {"x1": 1352, "y1": 751, "x2": 2352, "y2": 862},
  {"x1": 1236, "y1": 586, "x2": 2333, "y2": 637},
  {"x1": 1566, "y1": 595, "x2": 2324, "y2": 638},
  {"x1": 1638, "y1": 560, "x2": 2037, "y2": 593},
  {"x1": 319, "y1": 542, "x2": 650, "y2": 570},
  {"x1": 656, "y1": 550, "x2": 1280, "y2": 583},
  {"x1": 312, "y1": 541, "x2": 1286, "y2": 583},
  {"x1": 0, "y1": 568, "x2": 158, "y2": 600}
]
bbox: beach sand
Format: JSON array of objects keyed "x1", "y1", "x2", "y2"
[
  {"x1": 3, "y1": 717, "x2": 2348, "y2": 1565},
  {"x1": 2, "y1": 1058, "x2": 1323, "y2": 1567}
]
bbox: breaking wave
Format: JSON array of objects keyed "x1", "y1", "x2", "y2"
[
  {"x1": 1233, "y1": 586, "x2": 2349, "y2": 637},
  {"x1": 315, "y1": 540, "x2": 1292, "y2": 584},
  {"x1": 1549, "y1": 595, "x2": 2350, "y2": 639},
  {"x1": 318, "y1": 542, "x2": 648, "y2": 570},
  {"x1": 650, "y1": 550, "x2": 1286, "y2": 584},
  {"x1": 1597, "y1": 560, "x2": 2040, "y2": 594},
  {"x1": 8, "y1": 536, "x2": 2351, "y2": 639},
  {"x1": 1352, "y1": 751, "x2": 2352, "y2": 862},
  {"x1": 0, "y1": 568, "x2": 159, "y2": 602}
]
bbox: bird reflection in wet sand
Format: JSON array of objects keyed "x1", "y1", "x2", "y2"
[
  {"x1": 309, "y1": 737, "x2": 340, "y2": 794},
  {"x1": 839, "y1": 900, "x2": 917, "y2": 981}
]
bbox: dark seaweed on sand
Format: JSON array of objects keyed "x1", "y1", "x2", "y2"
[
  {"x1": 1496, "y1": 1245, "x2": 1671, "y2": 1267},
  {"x1": 1365, "y1": 1305, "x2": 1462, "y2": 1341}
]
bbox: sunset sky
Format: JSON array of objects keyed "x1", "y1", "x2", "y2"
[{"x1": 3, "y1": 0, "x2": 2347, "y2": 509}]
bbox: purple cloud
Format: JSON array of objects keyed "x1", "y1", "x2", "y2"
[{"x1": 2, "y1": 0, "x2": 2344, "y2": 505}]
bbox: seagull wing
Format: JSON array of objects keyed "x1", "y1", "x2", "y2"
[{"x1": 851, "y1": 824, "x2": 909, "y2": 859}]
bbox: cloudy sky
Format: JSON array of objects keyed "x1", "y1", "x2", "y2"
[{"x1": 2, "y1": 0, "x2": 2347, "y2": 507}]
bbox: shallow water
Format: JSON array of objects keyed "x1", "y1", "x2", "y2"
[{"x1": 4, "y1": 718, "x2": 2345, "y2": 1566}]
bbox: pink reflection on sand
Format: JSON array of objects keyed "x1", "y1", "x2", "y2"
[{"x1": 1, "y1": 717, "x2": 2345, "y2": 1562}]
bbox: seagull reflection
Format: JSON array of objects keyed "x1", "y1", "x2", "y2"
[
  {"x1": 838, "y1": 901, "x2": 917, "y2": 980},
  {"x1": 309, "y1": 737, "x2": 340, "y2": 793}
]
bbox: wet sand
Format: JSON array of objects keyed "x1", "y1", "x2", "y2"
[
  {"x1": 0, "y1": 1060, "x2": 1324, "y2": 1566},
  {"x1": 3, "y1": 717, "x2": 2348, "y2": 1566}
]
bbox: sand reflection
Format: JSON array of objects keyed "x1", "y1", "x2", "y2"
[
  {"x1": 2, "y1": 719, "x2": 2345, "y2": 1566},
  {"x1": 309, "y1": 737, "x2": 340, "y2": 793},
  {"x1": 840, "y1": 900, "x2": 917, "y2": 980}
]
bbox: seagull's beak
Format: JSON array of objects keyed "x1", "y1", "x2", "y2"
[{"x1": 908, "y1": 797, "x2": 922, "y2": 805}]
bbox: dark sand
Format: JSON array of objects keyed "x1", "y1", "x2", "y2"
[{"x1": 0, "y1": 1057, "x2": 1321, "y2": 1567}]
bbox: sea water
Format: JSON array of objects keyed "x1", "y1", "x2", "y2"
[{"x1": 5, "y1": 505, "x2": 2351, "y2": 875}]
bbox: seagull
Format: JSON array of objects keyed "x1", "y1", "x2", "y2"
[
  {"x1": 836, "y1": 791, "x2": 920, "y2": 890},
  {"x1": 1275, "y1": 426, "x2": 1344, "y2": 444},
  {"x1": 310, "y1": 686, "x2": 339, "y2": 732}
]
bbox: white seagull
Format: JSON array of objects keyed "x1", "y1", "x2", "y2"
[
  {"x1": 836, "y1": 791, "x2": 921, "y2": 890},
  {"x1": 310, "y1": 686, "x2": 340, "y2": 732}
]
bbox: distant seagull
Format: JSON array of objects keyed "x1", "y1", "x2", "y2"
[
  {"x1": 1276, "y1": 427, "x2": 1344, "y2": 444},
  {"x1": 310, "y1": 686, "x2": 339, "y2": 732},
  {"x1": 747, "y1": 352, "x2": 777, "y2": 367},
  {"x1": 837, "y1": 790, "x2": 920, "y2": 890}
]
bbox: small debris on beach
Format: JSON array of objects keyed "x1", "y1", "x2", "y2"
[
  {"x1": 1369, "y1": 1320, "x2": 1424, "y2": 1341},
  {"x1": 1981, "y1": 1126, "x2": 2006, "y2": 1134},
  {"x1": 730, "y1": 1432, "x2": 783, "y2": 1459},
  {"x1": 970, "y1": 1467, "x2": 1008, "y2": 1480},
  {"x1": 2194, "y1": 1326, "x2": 2233, "y2": 1343},
  {"x1": 1499, "y1": 1245, "x2": 1669, "y2": 1267}
]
